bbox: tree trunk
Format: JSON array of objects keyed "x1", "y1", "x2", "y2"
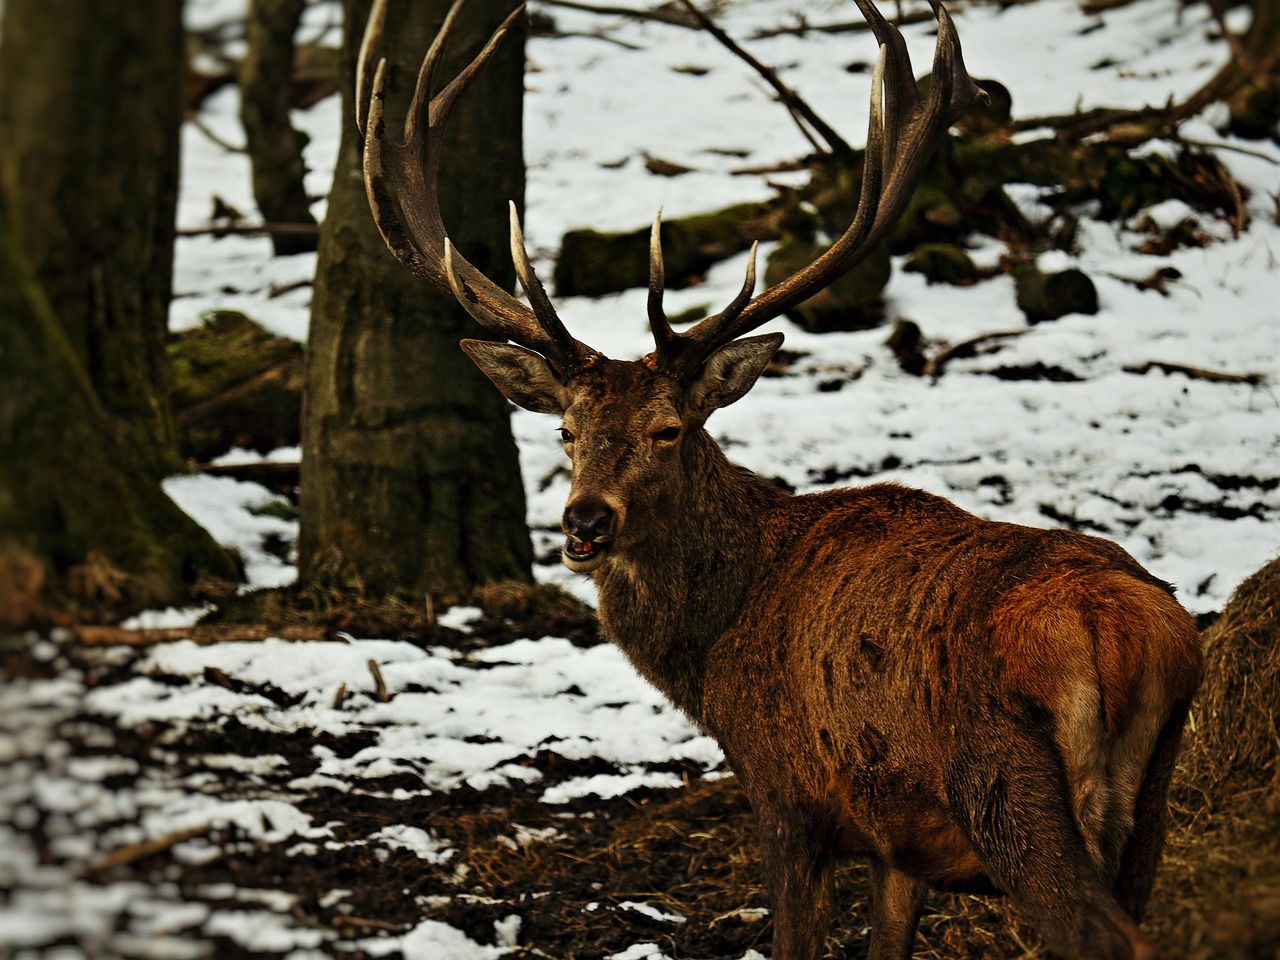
[
  {"x1": 0, "y1": 0, "x2": 186, "y2": 478},
  {"x1": 299, "y1": 0, "x2": 533, "y2": 604},
  {"x1": 0, "y1": 204, "x2": 240, "y2": 630},
  {"x1": 240, "y1": 0, "x2": 320, "y2": 255}
]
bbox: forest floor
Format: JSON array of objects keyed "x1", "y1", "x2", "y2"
[{"x1": 2, "y1": 607, "x2": 1278, "y2": 959}]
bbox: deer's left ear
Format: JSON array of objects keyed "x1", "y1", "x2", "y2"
[{"x1": 686, "y1": 332, "x2": 784, "y2": 422}]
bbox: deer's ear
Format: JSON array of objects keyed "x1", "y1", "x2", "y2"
[
  {"x1": 686, "y1": 333, "x2": 783, "y2": 421},
  {"x1": 460, "y1": 340, "x2": 569, "y2": 415}
]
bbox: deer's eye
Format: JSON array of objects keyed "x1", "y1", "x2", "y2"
[
  {"x1": 558, "y1": 427, "x2": 574, "y2": 444},
  {"x1": 652, "y1": 425, "x2": 682, "y2": 443}
]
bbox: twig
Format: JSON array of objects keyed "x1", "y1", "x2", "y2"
[
  {"x1": 1122, "y1": 361, "x2": 1266, "y2": 386},
  {"x1": 552, "y1": 29, "x2": 644, "y2": 50},
  {"x1": 268, "y1": 278, "x2": 313, "y2": 299},
  {"x1": 204, "y1": 666, "x2": 235, "y2": 691},
  {"x1": 90, "y1": 824, "x2": 212, "y2": 873},
  {"x1": 679, "y1": 0, "x2": 855, "y2": 160},
  {"x1": 368, "y1": 659, "x2": 389, "y2": 702},
  {"x1": 188, "y1": 114, "x2": 247, "y2": 153},
  {"x1": 71, "y1": 624, "x2": 338, "y2": 646},
  {"x1": 748, "y1": 7, "x2": 935, "y2": 40},
  {"x1": 923, "y1": 329, "x2": 1030, "y2": 378},
  {"x1": 537, "y1": 0, "x2": 700, "y2": 28},
  {"x1": 330, "y1": 916, "x2": 406, "y2": 931},
  {"x1": 1178, "y1": 137, "x2": 1280, "y2": 165},
  {"x1": 333, "y1": 682, "x2": 348, "y2": 709}
]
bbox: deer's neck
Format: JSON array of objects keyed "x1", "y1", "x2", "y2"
[{"x1": 591, "y1": 429, "x2": 787, "y2": 721}]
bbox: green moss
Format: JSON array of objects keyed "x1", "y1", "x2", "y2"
[
  {"x1": 1014, "y1": 263, "x2": 1099, "y2": 323},
  {"x1": 902, "y1": 243, "x2": 979, "y2": 285},
  {"x1": 553, "y1": 201, "x2": 771, "y2": 298},
  {"x1": 169, "y1": 310, "x2": 304, "y2": 460},
  {"x1": 764, "y1": 236, "x2": 891, "y2": 333}
]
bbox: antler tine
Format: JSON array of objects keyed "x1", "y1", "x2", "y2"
[
  {"x1": 402, "y1": 0, "x2": 466, "y2": 146},
  {"x1": 359, "y1": 1, "x2": 598, "y2": 379},
  {"x1": 509, "y1": 203, "x2": 601, "y2": 375},
  {"x1": 647, "y1": 210, "x2": 675, "y2": 359},
  {"x1": 355, "y1": 0, "x2": 387, "y2": 139},
  {"x1": 652, "y1": 0, "x2": 980, "y2": 381}
]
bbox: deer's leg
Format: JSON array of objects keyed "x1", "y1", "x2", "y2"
[
  {"x1": 866, "y1": 860, "x2": 926, "y2": 960},
  {"x1": 952, "y1": 748, "x2": 1156, "y2": 960},
  {"x1": 754, "y1": 808, "x2": 836, "y2": 960},
  {"x1": 1112, "y1": 700, "x2": 1190, "y2": 921}
]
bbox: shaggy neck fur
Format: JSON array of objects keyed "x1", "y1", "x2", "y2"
[{"x1": 590, "y1": 428, "x2": 789, "y2": 720}]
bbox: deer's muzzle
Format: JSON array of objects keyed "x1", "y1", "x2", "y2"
[{"x1": 562, "y1": 498, "x2": 617, "y2": 573}]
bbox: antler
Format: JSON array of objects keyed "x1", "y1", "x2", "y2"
[
  {"x1": 357, "y1": 0, "x2": 600, "y2": 380},
  {"x1": 647, "y1": 0, "x2": 981, "y2": 381}
]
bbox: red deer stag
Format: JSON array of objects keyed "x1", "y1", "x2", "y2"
[{"x1": 356, "y1": 2, "x2": 1203, "y2": 957}]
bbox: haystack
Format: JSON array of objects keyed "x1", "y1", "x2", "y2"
[{"x1": 1149, "y1": 552, "x2": 1280, "y2": 958}]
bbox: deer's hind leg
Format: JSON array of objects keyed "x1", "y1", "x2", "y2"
[
  {"x1": 1111, "y1": 697, "x2": 1192, "y2": 921},
  {"x1": 950, "y1": 740, "x2": 1156, "y2": 960}
]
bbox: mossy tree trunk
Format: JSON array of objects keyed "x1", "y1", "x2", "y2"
[
  {"x1": 0, "y1": 205, "x2": 240, "y2": 630},
  {"x1": 241, "y1": 0, "x2": 320, "y2": 255},
  {"x1": 299, "y1": 0, "x2": 533, "y2": 604},
  {"x1": 0, "y1": 0, "x2": 186, "y2": 478}
]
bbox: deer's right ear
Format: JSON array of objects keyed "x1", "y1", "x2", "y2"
[{"x1": 460, "y1": 340, "x2": 569, "y2": 415}]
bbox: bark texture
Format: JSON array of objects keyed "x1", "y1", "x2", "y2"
[
  {"x1": 0, "y1": 205, "x2": 239, "y2": 629},
  {"x1": 241, "y1": 0, "x2": 320, "y2": 255},
  {"x1": 0, "y1": 0, "x2": 186, "y2": 477},
  {"x1": 299, "y1": 0, "x2": 533, "y2": 602}
]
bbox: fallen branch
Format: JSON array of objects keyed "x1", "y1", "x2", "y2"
[
  {"x1": 204, "y1": 666, "x2": 235, "y2": 691},
  {"x1": 71, "y1": 624, "x2": 340, "y2": 647},
  {"x1": 924, "y1": 329, "x2": 1030, "y2": 379},
  {"x1": 331, "y1": 916, "x2": 406, "y2": 931},
  {"x1": 177, "y1": 222, "x2": 321, "y2": 239},
  {"x1": 748, "y1": 7, "x2": 936, "y2": 40},
  {"x1": 268, "y1": 277, "x2": 313, "y2": 299},
  {"x1": 1122, "y1": 361, "x2": 1267, "y2": 387},
  {"x1": 193, "y1": 460, "x2": 301, "y2": 492},
  {"x1": 90, "y1": 824, "x2": 212, "y2": 873}
]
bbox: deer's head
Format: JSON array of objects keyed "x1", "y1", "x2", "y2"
[{"x1": 356, "y1": 0, "x2": 979, "y2": 573}]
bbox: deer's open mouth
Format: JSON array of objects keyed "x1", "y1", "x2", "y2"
[{"x1": 563, "y1": 536, "x2": 609, "y2": 573}]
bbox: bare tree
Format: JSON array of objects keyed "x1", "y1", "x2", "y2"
[
  {"x1": 0, "y1": 201, "x2": 238, "y2": 629},
  {"x1": 240, "y1": 0, "x2": 320, "y2": 255},
  {"x1": 299, "y1": 0, "x2": 532, "y2": 604},
  {"x1": 0, "y1": 0, "x2": 186, "y2": 477}
]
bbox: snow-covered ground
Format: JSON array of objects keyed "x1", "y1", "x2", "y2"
[{"x1": 3, "y1": 0, "x2": 1279, "y2": 956}]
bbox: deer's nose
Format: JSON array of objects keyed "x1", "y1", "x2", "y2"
[{"x1": 563, "y1": 499, "x2": 616, "y2": 543}]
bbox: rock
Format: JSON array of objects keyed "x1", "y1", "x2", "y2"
[
  {"x1": 884, "y1": 318, "x2": 926, "y2": 376},
  {"x1": 1227, "y1": 80, "x2": 1280, "y2": 141},
  {"x1": 763, "y1": 236, "x2": 891, "y2": 332},
  {"x1": 553, "y1": 201, "x2": 775, "y2": 298},
  {"x1": 1014, "y1": 264, "x2": 1099, "y2": 324},
  {"x1": 902, "y1": 242, "x2": 979, "y2": 285},
  {"x1": 169, "y1": 310, "x2": 304, "y2": 462}
]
